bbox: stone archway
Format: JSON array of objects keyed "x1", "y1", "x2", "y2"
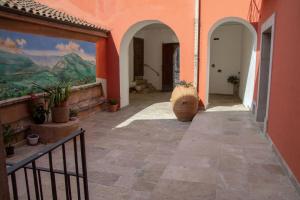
[
  {"x1": 119, "y1": 20, "x2": 180, "y2": 107},
  {"x1": 206, "y1": 17, "x2": 257, "y2": 109}
]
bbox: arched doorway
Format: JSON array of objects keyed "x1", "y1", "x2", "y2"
[
  {"x1": 206, "y1": 18, "x2": 257, "y2": 109},
  {"x1": 120, "y1": 20, "x2": 180, "y2": 108}
]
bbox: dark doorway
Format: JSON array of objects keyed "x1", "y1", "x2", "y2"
[
  {"x1": 256, "y1": 28, "x2": 272, "y2": 124},
  {"x1": 162, "y1": 43, "x2": 180, "y2": 91},
  {"x1": 133, "y1": 37, "x2": 144, "y2": 80}
]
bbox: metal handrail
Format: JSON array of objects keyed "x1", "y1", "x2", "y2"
[
  {"x1": 6, "y1": 128, "x2": 89, "y2": 200},
  {"x1": 144, "y1": 64, "x2": 160, "y2": 76},
  {"x1": 6, "y1": 164, "x2": 84, "y2": 178},
  {"x1": 7, "y1": 129, "x2": 84, "y2": 175}
]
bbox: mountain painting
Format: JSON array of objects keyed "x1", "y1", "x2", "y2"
[{"x1": 0, "y1": 30, "x2": 96, "y2": 101}]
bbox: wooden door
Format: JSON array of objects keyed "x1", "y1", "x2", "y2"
[
  {"x1": 257, "y1": 31, "x2": 272, "y2": 122},
  {"x1": 162, "y1": 43, "x2": 179, "y2": 91},
  {"x1": 133, "y1": 37, "x2": 144, "y2": 79}
]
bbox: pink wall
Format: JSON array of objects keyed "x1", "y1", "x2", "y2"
[
  {"x1": 39, "y1": 0, "x2": 196, "y2": 101},
  {"x1": 256, "y1": 0, "x2": 300, "y2": 182},
  {"x1": 197, "y1": 0, "x2": 259, "y2": 106}
]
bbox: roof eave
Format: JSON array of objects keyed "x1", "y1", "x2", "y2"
[{"x1": 0, "y1": 6, "x2": 109, "y2": 38}]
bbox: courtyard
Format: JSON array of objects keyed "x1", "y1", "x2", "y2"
[
  {"x1": 1, "y1": 0, "x2": 300, "y2": 199},
  {"x1": 8, "y1": 93, "x2": 300, "y2": 200}
]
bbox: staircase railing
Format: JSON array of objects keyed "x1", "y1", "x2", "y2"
[
  {"x1": 144, "y1": 64, "x2": 160, "y2": 76},
  {"x1": 6, "y1": 129, "x2": 89, "y2": 200}
]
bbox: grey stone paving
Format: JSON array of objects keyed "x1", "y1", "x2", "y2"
[
  {"x1": 81, "y1": 92, "x2": 190, "y2": 200},
  {"x1": 8, "y1": 93, "x2": 300, "y2": 199},
  {"x1": 163, "y1": 111, "x2": 299, "y2": 200}
]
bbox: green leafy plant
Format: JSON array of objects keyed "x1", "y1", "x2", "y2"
[
  {"x1": 177, "y1": 80, "x2": 193, "y2": 88},
  {"x1": 109, "y1": 99, "x2": 118, "y2": 105},
  {"x1": 33, "y1": 81, "x2": 71, "y2": 107},
  {"x1": 3, "y1": 125, "x2": 14, "y2": 147},
  {"x1": 227, "y1": 76, "x2": 240, "y2": 85},
  {"x1": 33, "y1": 81, "x2": 71, "y2": 121}
]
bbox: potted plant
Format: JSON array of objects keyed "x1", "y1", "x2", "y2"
[
  {"x1": 29, "y1": 94, "x2": 46, "y2": 124},
  {"x1": 227, "y1": 75, "x2": 240, "y2": 96},
  {"x1": 170, "y1": 81, "x2": 199, "y2": 122},
  {"x1": 109, "y1": 99, "x2": 119, "y2": 112},
  {"x1": 27, "y1": 133, "x2": 39, "y2": 146},
  {"x1": 69, "y1": 108, "x2": 79, "y2": 121},
  {"x1": 34, "y1": 82, "x2": 71, "y2": 123},
  {"x1": 3, "y1": 125, "x2": 15, "y2": 157}
]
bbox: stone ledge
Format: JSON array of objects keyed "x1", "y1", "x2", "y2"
[
  {"x1": 72, "y1": 97, "x2": 106, "y2": 112},
  {"x1": 0, "y1": 81, "x2": 102, "y2": 108}
]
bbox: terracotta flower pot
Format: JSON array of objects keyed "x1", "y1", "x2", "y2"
[
  {"x1": 171, "y1": 85, "x2": 199, "y2": 122},
  {"x1": 51, "y1": 105, "x2": 70, "y2": 123},
  {"x1": 110, "y1": 104, "x2": 119, "y2": 112}
]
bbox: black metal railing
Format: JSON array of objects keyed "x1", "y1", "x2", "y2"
[
  {"x1": 144, "y1": 64, "x2": 160, "y2": 76},
  {"x1": 6, "y1": 129, "x2": 89, "y2": 200}
]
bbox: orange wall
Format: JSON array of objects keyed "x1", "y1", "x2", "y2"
[
  {"x1": 38, "y1": 0, "x2": 102, "y2": 27},
  {"x1": 256, "y1": 0, "x2": 300, "y2": 182},
  {"x1": 198, "y1": 0, "x2": 259, "y2": 106},
  {"x1": 96, "y1": 38, "x2": 107, "y2": 79},
  {"x1": 103, "y1": 0, "x2": 196, "y2": 100},
  {"x1": 39, "y1": 0, "x2": 196, "y2": 101}
]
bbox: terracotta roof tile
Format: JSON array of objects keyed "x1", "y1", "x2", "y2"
[{"x1": 0, "y1": 0, "x2": 109, "y2": 33}]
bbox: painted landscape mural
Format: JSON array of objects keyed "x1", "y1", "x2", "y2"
[{"x1": 0, "y1": 30, "x2": 96, "y2": 101}]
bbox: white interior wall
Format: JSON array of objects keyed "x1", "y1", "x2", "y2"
[
  {"x1": 210, "y1": 23, "x2": 254, "y2": 107},
  {"x1": 209, "y1": 24, "x2": 243, "y2": 95},
  {"x1": 239, "y1": 27, "x2": 254, "y2": 100},
  {"x1": 129, "y1": 27, "x2": 178, "y2": 90},
  {"x1": 206, "y1": 18, "x2": 257, "y2": 109}
]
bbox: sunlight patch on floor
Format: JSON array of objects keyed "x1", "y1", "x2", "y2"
[{"x1": 115, "y1": 102, "x2": 176, "y2": 128}]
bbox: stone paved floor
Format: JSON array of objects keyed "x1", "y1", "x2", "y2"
[
  {"x1": 158, "y1": 96, "x2": 300, "y2": 200},
  {"x1": 8, "y1": 93, "x2": 300, "y2": 199}
]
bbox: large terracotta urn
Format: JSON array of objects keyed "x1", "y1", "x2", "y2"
[{"x1": 171, "y1": 85, "x2": 199, "y2": 122}]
